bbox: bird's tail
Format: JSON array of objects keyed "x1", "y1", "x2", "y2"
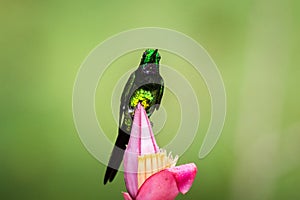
[{"x1": 103, "y1": 127, "x2": 130, "y2": 184}]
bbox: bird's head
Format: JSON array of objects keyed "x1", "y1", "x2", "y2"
[{"x1": 139, "y1": 49, "x2": 161, "y2": 75}]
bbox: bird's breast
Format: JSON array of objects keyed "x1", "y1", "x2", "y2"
[{"x1": 129, "y1": 88, "x2": 157, "y2": 111}]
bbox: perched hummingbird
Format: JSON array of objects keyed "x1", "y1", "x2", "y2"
[{"x1": 104, "y1": 49, "x2": 164, "y2": 184}]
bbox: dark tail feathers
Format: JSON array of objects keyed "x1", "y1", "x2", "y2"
[{"x1": 103, "y1": 127, "x2": 130, "y2": 184}]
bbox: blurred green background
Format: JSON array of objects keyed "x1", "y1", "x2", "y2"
[{"x1": 1, "y1": 0, "x2": 300, "y2": 199}]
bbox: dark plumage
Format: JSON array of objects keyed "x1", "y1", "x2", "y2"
[{"x1": 104, "y1": 49, "x2": 164, "y2": 184}]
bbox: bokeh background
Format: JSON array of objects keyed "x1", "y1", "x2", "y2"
[{"x1": 1, "y1": 0, "x2": 300, "y2": 199}]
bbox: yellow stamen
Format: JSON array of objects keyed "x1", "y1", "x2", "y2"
[{"x1": 137, "y1": 150, "x2": 178, "y2": 188}]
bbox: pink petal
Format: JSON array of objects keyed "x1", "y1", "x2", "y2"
[
  {"x1": 137, "y1": 103, "x2": 159, "y2": 154},
  {"x1": 122, "y1": 192, "x2": 133, "y2": 200},
  {"x1": 136, "y1": 169, "x2": 179, "y2": 200},
  {"x1": 167, "y1": 163, "x2": 198, "y2": 194},
  {"x1": 124, "y1": 103, "x2": 159, "y2": 198},
  {"x1": 135, "y1": 163, "x2": 198, "y2": 200}
]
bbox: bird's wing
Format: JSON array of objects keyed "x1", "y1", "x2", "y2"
[
  {"x1": 104, "y1": 71, "x2": 136, "y2": 185},
  {"x1": 155, "y1": 77, "x2": 164, "y2": 110},
  {"x1": 119, "y1": 71, "x2": 135, "y2": 126}
]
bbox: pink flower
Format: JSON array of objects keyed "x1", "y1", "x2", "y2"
[{"x1": 123, "y1": 103, "x2": 197, "y2": 200}]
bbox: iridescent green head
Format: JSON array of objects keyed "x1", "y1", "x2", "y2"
[
  {"x1": 140, "y1": 49, "x2": 161, "y2": 65},
  {"x1": 139, "y1": 49, "x2": 161, "y2": 75}
]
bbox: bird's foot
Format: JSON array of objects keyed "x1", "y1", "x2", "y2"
[{"x1": 150, "y1": 121, "x2": 153, "y2": 127}]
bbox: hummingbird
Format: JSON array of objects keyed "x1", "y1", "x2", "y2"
[{"x1": 104, "y1": 49, "x2": 164, "y2": 184}]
